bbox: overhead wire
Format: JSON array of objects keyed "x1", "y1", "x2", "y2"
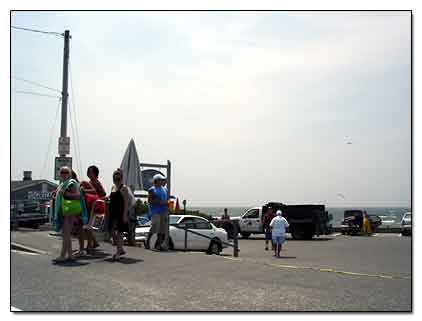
[
  {"x1": 68, "y1": 94, "x2": 79, "y2": 175},
  {"x1": 39, "y1": 98, "x2": 62, "y2": 179},
  {"x1": 11, "y1": 25, "x2": 63, "y2": 37},
  {"x1": 69, "y1": 59, "x2": 83, "y2": 175},
  {"x1": 12, "y1": 76, "x2": 61, "y2": 93},
  {"x1": 14, "y1": 90, "x2": 61, "y2": 99},
  {"x1": 12, "y1": 24, "x2": 66, "y2": 180}
]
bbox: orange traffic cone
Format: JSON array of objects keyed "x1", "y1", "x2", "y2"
[{"x1": 175, "y1": 198, "x2": 181, "y2": 214}]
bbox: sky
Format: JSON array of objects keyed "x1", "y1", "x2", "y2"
[{"x1": 9, "y1": 11, "x2": 411, "y2": 207}]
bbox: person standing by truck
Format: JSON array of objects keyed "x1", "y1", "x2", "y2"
[
  {"x1": 270, "y1": 210, "x2": 289, "y2": 258},
  {"x1": 262, "y1": 207, "x2": 276, "y2": 251},
  {"x1": 361, "y1": 210, "x2": 372, "y2": 236}
]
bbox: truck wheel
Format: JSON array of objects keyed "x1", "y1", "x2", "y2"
[
  {"x1": 304, "y1": 230, "x2": 315, "y2": 240},
  {"x1": 291, "y1": 226, "x2": 305, "y2": 240},
  {"x1": 241, "y1": 232, "x2": 251, "y2": 239},
  {"x1": 31, "y1": 223, "x2": 39, "y2": 229}
]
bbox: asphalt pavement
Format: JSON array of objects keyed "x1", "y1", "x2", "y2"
[{"x1": 11, "y1": 229, "x2": 412, "y2": 311}]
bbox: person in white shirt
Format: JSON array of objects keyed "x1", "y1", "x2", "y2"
[{"x1": 270, "y1": 210, "x2": 289, "y2": 257}]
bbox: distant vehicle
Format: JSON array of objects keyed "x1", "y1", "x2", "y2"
[
  {"x1": 136, "y1": 216, "x2": 150, "y2": 227},
  {"x1": 340, "y1": 210, "x2": 382, "y2": 235},
  {"x1": 378, "y1": 215, "x2": 397, "y2": 226},
  {"x1": 10, "y1": 200, "x2": 49, "y2": 229},
  {"x1": 400, "y1": 212, "x2": 412, "y2": 236},
  {"x1": 135, "y1": 215, "x2": 229, "y2": 254},
  {"x1": 238, "y1": 202, "x2": 332, "y2": 240},
  {"x1": 401, "y1": 212, "x2": 411, "y2": 225}
]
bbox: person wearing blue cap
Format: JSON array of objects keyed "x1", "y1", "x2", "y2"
[{"x1": 146, "y1": 174, "x2": 168, "y2": 250}]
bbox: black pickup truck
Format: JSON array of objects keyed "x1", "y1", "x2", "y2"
[
  {"x1": 236, "y1": 202, "x2": 332, "y2": 240},
  {"x1": 340, "y1": 210, "x2": 382, "y2": 235}
]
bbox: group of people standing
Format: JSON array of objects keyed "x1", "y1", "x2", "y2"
[
  {"x1": 52, "y1": 165, "x2": 291, "y2": 262},
  {"x1": 52, "y1": 165, "x2": 107, "y2": 263},
  {"x1": 52, "y1": 165, "x2": 170, "y2": 264}
]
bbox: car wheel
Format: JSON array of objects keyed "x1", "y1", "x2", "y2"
[
  {"x1": 147, "y1": 233, "x2": 159, "y2": 250},
  {"x1": 241, "y1": 232, "x2": 251, "y2": 239},
  {"x1": 207, "y1": 240, "x2": 221, "y2": 255}
]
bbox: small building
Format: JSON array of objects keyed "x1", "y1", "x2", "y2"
[
  {"x1": 11, "y1": 171, "x2": 58, "y2": 201},
  {"x1": 11, "y1": 171, "x2": 58, "y2": 217}
]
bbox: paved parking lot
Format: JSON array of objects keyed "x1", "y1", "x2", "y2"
[{"x1": 11, "y1": 229, "x2": 412, "y2": 311}]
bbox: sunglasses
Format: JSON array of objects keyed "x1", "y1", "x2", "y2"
[{"x1": 60, "y1": 171, "x2": 70, "y2": 175}]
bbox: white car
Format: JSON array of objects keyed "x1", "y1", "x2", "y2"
[
  {"x1": 401, "y1": 212, "x2": 412, "y2": 226},
  {"x1": 400, "y1": 212, "x2": 412, "y2": 236},
  {"x1": 135, "y1": 215, "x2": 229, "y2": 254}
]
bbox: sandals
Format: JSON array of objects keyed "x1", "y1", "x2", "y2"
[
  {"x1": 52, "y1": 257, "x2": 66, "y2": 264},
  {"x1": 72, "y1": 250, "x2": 87, "y2": 258},
  {"x1": 52, "y1": 257, "x2": 75, "y2": 264},
  {"x1": 111, "y1": 253, "x2": 121, "y2": 261},
  {"x1": 111, "y1": 249, "x2": 126, "y2": 261}
]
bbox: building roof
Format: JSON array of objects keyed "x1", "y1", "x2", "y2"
[{"x1": 11, "y1": 179, "x2": 58, "y2": 192}]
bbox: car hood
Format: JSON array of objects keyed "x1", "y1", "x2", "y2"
[{"x1": 135, "y1": 226, "x2": 151, "y2": 233}]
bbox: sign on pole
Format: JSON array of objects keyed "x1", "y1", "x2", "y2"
[
  {"x1": 54, "y1": 156, "x2": 72, "y2": 180},
  {"x1": 58, "y1": 137, "x2": 70, "y2": 155}
]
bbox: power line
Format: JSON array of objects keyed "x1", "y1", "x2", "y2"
[
  {"x1": 68, "y1": 94, "x2": 82, "y2": 176},
  {"x1": 69, "y1": 59, "x2": 83, "y2": 175},
  {"x1": 14, "y1": 90, "x2": 61, "y2": 99},
  {"x1": 11, "y1": 25, "x2": 63, "y2": 37},
  {"x1": 39, "y1": 98, "x2": 62, "y2": 179},
  {"x1": 12, "y1": 76, "x2": 61, "y2": 93}
]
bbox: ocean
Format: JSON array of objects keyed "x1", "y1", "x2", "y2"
[{"x1": 188, "y1": 206, "x2": 411, "y2": 228}]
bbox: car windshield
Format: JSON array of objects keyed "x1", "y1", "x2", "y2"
[
  {"x1": 344, "y1": 210, "x2": 362, "y2": 218},
  {"x1": 169, "y1": 215, "x2": 182, "y2": 225},
  {"x1": 136, "y1": 217, "x2": 150, "y2": 225}
]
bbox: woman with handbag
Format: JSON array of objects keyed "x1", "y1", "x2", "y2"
[
  {"x1": 108, "y1": 169, "x2": 129, "y2": 261},
  {"x1": 52, "y1": 166, "x2": 88, "y2": 263}
]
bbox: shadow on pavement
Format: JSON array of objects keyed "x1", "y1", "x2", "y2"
[
  {"x1": 148, "y1": 249, "x2": 179, "y2": 254},
  {"x1": 288, "y1": 238, "x2": 334, "y2": 242},
  {"x1": 77, "y1": 251, "x2": 111, "y2": 260},
  {"x1": 242, "y1": 237, "x2": 335, "y2": 241},
  {"x1": 13, "y1": 227, "x2": 48, "y2": 233},
  {"x1": 103, "y1": 257, "x2": 144, "y2": 264},
  {"x1": 51, "y1": 260, "x2": 90, "y2": 267}
]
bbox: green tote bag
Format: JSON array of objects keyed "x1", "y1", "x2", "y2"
[{"x1": 62, "y1": 199, "x2": 82, "y2": 216}]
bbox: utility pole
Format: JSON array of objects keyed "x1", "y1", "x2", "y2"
[
  {"x1": 55, "y1": 30, "x2": 72, "y2": 181},
  {"x1": 60, "y1": 30, "x2": 70, "y2": 146}
]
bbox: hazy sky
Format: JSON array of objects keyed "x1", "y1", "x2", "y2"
[{"x1": 10, "y1": 11, "x2": 411, "y2": 207}]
